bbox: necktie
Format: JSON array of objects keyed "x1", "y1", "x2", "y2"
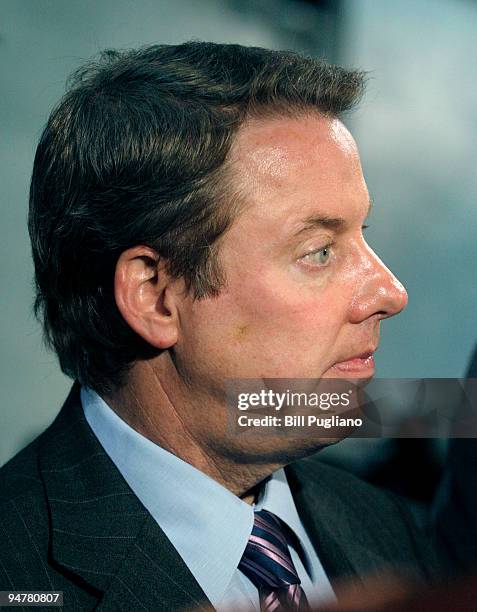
[{"x1": 239, "y1": 509, "x2": 310, "y2": 612}]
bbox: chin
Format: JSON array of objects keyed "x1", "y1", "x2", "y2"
[{"x1": 255, "y1": 434, "x2": 347, "y2": 465}]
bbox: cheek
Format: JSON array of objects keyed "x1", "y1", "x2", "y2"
[
  {"x1": 234, "y1": 281, "x2": 349, "y2": 377},
  {"x1": 227, "y1": 272, "x2": 347, "y2": 344},
  {"x1": 180, "y1": 271, "x2": 354, "y2": 381}
]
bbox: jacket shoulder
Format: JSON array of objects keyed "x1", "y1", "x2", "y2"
[
  {"x1": 0, "y1": 436, "x2": 44, "y2": 501},
  {"x1": 288, "y1": 455, "x2": 441, "y2": 580},
  {"x1": 292, "y1": 453, "x2": 411, "y2": 510},
  {"x1": 0, "y1": 433, "x2": 53, "y2": 590},
  {"x1": 290, "y1": 455, "x2": 421, "y2": 534}
]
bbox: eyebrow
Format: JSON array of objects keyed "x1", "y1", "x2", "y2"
[{"x1": 291, "y1": 198, "x2": 373, "y2": 238}]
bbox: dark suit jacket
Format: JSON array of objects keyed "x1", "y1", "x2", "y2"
[
  {"x1": 0, "y1": 383, "x2": 438, "y2": 611},
  {"x1": 432, "y1": 346, "x2": 477, "y2": 574}
]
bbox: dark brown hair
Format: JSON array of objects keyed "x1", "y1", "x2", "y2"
[{"x1": 28, "y1": 41, "x2": 366, "y2": 395}]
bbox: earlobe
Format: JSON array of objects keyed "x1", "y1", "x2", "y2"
[{"x1": 114, "y1": 246, "x2": 180, "y2": 349}]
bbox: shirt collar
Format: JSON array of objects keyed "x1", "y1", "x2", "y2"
[
  {"x1": 256, "y1": 468, "x2": 304, "y2": 537},
  {"x1": 81, "y1": 386, "x2": 308, "y2": 606}
]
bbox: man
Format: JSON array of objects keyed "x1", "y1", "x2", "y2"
[{"x1": 0, "y1": 42, "x2": 437, "y2": 611}]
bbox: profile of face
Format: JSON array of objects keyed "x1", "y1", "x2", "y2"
[
  {"x1": 177, "y1": 114, "x2": 408, "y2": 389},
  {"x1": 116, "y1": 113, "x2": 408, "y2": 464}
]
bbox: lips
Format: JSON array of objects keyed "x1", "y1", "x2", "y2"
[{"x1": 331, "y1": 351, "x2": 376, "y2": 373}]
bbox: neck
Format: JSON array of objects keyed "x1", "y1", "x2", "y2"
[{"x1": 103, "y1": 358, "x2": 285, "y2": 498}]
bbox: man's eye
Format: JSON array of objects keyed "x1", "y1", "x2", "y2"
[{"x1": 302, "y1": 245, "x2": 333, "y2": 266}]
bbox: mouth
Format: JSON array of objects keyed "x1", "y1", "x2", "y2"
[{"x1": 330, "y1": 349, "x2": 377, "y2": 375}]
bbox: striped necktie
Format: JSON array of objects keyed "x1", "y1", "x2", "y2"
[{"x1": 239, "y1": 509, "x2": 310, "y2": 612}]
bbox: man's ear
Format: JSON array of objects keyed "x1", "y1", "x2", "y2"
[{"x1": 114, "y1": 246, "x2": 183, "y2": 349}]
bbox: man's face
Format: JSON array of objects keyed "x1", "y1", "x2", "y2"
[{"x1": 176, "y1": 113, "x2": 407, "y2": 403}]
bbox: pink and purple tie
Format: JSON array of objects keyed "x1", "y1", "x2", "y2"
[{"x1": 238, "y1": 509, "x2": 310, "y2": 612}]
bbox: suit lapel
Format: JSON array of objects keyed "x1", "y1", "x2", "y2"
[
  {"x1": 38, "y1": 383, "x2": 213, "y2": 611},
  {"x1": 285, "y1": 460, "x2": 360, "y2": 584},
  {"x1": 95, "y1": 513, "x2": 213, "y2": 611},
  {"x1": 285, "y1": 458, "x2": 392, "y2": 586}
]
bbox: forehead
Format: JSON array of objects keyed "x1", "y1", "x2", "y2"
[{"x1": 228, "y1": 113, "x2": 366, "y2": 230}]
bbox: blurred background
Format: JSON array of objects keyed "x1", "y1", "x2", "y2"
[{"x1": 1, "y1": 0, "x2": 476, "y2": 509}]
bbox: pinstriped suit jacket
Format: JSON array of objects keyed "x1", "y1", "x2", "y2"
[{"x1": 0, "y1": 382, "x2": 438, "y2": 611}]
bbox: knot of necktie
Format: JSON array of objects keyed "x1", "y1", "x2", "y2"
[{"x1": 239, "y1": 509, "x2": 310, "y2": 611}]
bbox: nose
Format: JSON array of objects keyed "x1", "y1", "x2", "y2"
[{"x1": 349, "y1": 244, "x2": 408, "y2": 324}]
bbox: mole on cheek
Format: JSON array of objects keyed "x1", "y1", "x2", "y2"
[{"x1": 235, "y1": 324, "x2": 249, "y2": 338}]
